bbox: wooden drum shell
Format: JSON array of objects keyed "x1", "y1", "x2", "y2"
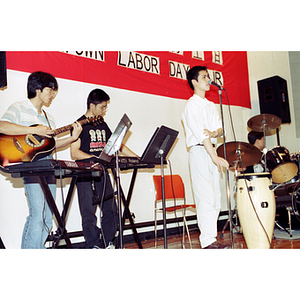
[{"x1": 236, "y1": 173, "x2": 275, "y2": 249}]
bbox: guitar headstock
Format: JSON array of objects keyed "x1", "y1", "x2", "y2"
[{"x1": 87, "y1": 115, "x2": 104, "y2": 126}]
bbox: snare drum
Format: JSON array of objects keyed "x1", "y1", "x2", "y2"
[
  {"x1": 266, "y1": 146, "x2": 298, "y2": 183},
  {"x1": 236, "y1": 173, "x2": 275, "y2": 249}
]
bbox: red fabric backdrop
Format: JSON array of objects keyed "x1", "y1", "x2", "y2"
[{"x1": 6, "y1": 51, "x2": 251, "y2": 108}]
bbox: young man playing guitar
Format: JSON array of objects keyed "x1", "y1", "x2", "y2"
[{"x1": 0, "y1": 71, "x2": 82, "y2": 248}]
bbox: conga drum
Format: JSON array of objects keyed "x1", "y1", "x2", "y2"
[{"x1": 236, "y1": 173, "x2": 275, "y2": 249}]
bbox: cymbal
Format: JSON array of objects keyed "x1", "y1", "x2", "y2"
[
  {"x1": 247, "y1": 113, "x2": 281, "y2": 132},
  {"x1": 217, "y1": 141, "x2": 262, "y2": 167}
]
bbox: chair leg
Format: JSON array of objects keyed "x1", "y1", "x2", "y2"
[
  {"x1": 154, "y1": 207, "x2": 157, "y2": 248},
  {"x1": 182, "y1": 210, "x2": 185, "y2": 249}
]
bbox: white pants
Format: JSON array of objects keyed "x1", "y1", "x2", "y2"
[{"x1": 189, "y1": 146, "x2": 221, "y2": 248}]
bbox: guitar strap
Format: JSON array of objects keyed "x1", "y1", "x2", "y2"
[
  {"x1": 42, "y1": 109, "x2": 57, "y2": 159},
  {"x1": 42, "y1": 110, "x2": 52, "y2": 129}
]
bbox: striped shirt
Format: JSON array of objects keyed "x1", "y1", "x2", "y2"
[{"x1": 1, "y1": 98, "x2": 56, "y2": 129}]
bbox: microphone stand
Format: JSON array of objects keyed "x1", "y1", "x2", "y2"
[{"x1": 217, "y1": 88, "x2": 234, "y2": 248}]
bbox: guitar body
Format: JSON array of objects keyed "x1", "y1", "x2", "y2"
[
  {"x1": 0, "y1": 115, "x2": 103, "y2": 167},
  {"x1": 0, "y1": 133, "x2": 55, "y2": 166}
]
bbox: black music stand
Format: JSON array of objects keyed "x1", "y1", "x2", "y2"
[
  {"x1": 142, "y1": 125, "x2": 179, "y2": 248},
  {"x1": 98, "y1": 114, "x2": 132, "y2": 249}
]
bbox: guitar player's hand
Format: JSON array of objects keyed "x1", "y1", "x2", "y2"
[
  {"x1": 70, "y1": 121, "x2": 82, "y2": 141},
  {"x1": 32, "y1": 125, "x2": 54, "y2": 137}
]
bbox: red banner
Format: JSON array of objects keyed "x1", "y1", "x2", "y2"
[{"x1": 6, "y1": 51, "x2": 251, "y2": 108}]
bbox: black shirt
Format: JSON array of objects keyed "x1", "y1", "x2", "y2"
[{"x1": 76, "y1": 115, "x2": 112, "y2": 157}]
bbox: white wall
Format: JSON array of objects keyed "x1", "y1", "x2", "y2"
[{"x1": 0, "y1": 51, "x2": 296, "y2": 248}]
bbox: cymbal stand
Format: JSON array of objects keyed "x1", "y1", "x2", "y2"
[
  {"x1": 219, "y1": 161, "x2": 241, "y2": 238},
  {"x1": 262, "y1": 122, "x2": 268, "y2": 172}
]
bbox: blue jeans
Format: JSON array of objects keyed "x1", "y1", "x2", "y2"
[{"x1": 21, "y1": 157, "x2": 56, "y2": 249}]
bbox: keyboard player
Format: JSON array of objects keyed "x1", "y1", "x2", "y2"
[{"x1": 70, "y1": 88, "x2": 136, "y2": 249}]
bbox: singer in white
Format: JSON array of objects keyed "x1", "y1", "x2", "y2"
[{"x1": 181, "y1": 66, "x2": 230, "y2": 249}]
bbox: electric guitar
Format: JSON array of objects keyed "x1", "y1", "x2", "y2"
[{"x1": 0, "y1": 116, "x2": 103, "y2": 167}]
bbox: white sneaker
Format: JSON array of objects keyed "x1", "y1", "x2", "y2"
[{"x1": 106, "y1": 242, "x2": 115, "y2": 249}]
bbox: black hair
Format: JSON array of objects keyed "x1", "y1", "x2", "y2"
[
  {"x1": 87, "y1": 89, "x2": 110, "y2": 109},
  {"x1": 248, "y1": 131, "x2": 264, "y2": 145},
  {"x1": 27, "y1": 71, "x2": 58, "y2": 99},
  {"x1": 186, "y1": 66, "x2": 208, "y2": 90}
]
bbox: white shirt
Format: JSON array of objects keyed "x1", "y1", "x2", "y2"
[
  {"x1": 1, "y1": 98, "x2": 56, "y2": 129},
  {"x1": 181, "y1": 94, "x2": 222, "y2": 148}
]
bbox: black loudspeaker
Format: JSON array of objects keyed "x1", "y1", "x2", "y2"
[
  {"x1": 0, "y1": 51, "x2": 7, "y2": 88},
  {"x1": 258, "y1": 75, "x2": 291, "y2": 124}
]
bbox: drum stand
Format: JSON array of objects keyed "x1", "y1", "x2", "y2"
[
  {"x1": 220, "y1": 162, "x2": 242, "y2": 238},
  {"x1": 274, "y1": 215, "x2": 293, "y2": 237},
  {"x1": 219, "y1": 207, "x2": 241, "y2": 238}
]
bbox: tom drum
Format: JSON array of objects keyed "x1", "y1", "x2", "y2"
[{"x1": 266, "y1": 146, "x2": 298, "y2": 184}]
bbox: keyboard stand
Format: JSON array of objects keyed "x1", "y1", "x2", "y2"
[
  {"x1": 110, "y1": 168, "x2": 143, "y2": 248},
  {"x1": 39, "y1": 175, "x2": 74, "y2": 248},
  {"x1": 4, "y1": 159, "x2": 103, "y2": 249},
  {"x1": 121, "y1": 169, "x2": 143, "y2": 249}
]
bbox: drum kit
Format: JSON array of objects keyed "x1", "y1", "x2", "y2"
[{"x1": 217, "y1": 113, "x2": 300, "y2": 249}]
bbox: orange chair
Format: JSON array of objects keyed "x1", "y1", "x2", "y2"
[{"x1": 153, "y1": 174, "x2": 196, "y2": 248}]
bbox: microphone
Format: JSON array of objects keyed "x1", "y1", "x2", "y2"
[{"x1": 208, "y1": 79, "x2": 223, "y2": 89}]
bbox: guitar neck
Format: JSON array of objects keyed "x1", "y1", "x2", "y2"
[{"x1": 53, "y1": 117, "x2": 103, "y2": 136}]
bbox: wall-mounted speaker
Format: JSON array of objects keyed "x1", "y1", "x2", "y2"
[
  {"x1": 258, "y1": 75, "x2": 291, "y2": 124},
  {"x1": 0, "y1": 51, "x2": 7, "y2": 88}
]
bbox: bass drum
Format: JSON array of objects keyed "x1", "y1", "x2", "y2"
[
  {"x1": 265, "y1": 146, "x2": 298, "y2": 184},
  {"x1": 236, "y1": 173, "x2": 275, "y2": 249}
]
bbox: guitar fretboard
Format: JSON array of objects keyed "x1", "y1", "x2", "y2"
[{"x1": 53, "y1": 116, "x2": 103, "y2": 136}]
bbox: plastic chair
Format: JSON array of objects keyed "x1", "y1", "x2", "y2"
[{"x1": 153, "y1": 174, "x2": 196, "y2": 248}]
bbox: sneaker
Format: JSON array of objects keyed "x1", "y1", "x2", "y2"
[{"x1": 106, "y1": 242, "x2": 115, "y2": 249}]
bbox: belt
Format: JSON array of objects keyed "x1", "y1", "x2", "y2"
[{"x1": 195, "y1": 143, "x2": 215, "y2": 148}]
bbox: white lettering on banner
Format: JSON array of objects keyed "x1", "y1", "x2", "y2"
[
  {"x1": 212, "y1": 51, "x2": 223, "y2": 65},
  {"x1": 170, "y1": 51, "x2": 184, "y2": 55},
  {"x1": 118, "y1": 51, "x2": 160, "y2": 74},
  {"x1": 63, "y1": 51, "x2": 105, "y2": 61},
  {"x1": 192, "y1": 51, "x2": 205, "y2": 61},
  {"x1": 169, "y1": 61, "x2": 190, "y2": 79},
  {"x1": 208, "y1": 69, "x2": 224, "y2": 86}
]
